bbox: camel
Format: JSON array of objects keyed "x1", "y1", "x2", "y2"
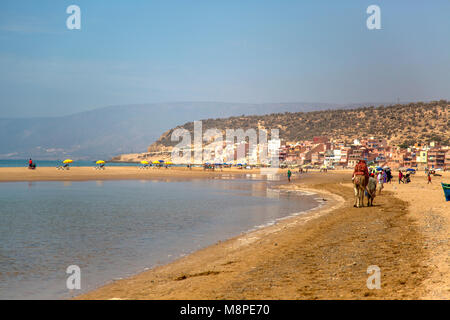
[
  {"x1": 366, "y1": 176, "x2": 377, "y2": 206},
  {"x1": 353, "y1": 175, "x2": 368, "y2": 208}
]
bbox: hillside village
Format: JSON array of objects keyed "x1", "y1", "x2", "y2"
[
  {"x1": 278, "y1": 136, "x2": 449, "y2": 170},
  {"x1": 114, "y1": 101, "x2": 449, "y2": 170}
]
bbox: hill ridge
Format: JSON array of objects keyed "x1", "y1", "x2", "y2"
[{"x1": 149, "y1": 100, "x2": 450, "y2": 150}]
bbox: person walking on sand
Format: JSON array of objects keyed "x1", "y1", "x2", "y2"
[
  {"x1": 398, "y1": 170, "x2": 403, "y2": 184},
  {"x1": 377, "y1": 171, "x2": 384, "y2": 195},
  {"x1": 386, "y1": 169, "x2": 392, "y2": 183},
  {"x1": 427, "y1": 172, "x2": 432, "y2": 184},
  {"x1": 287, "y1": 169, "x2": 292, "y2": 182}
]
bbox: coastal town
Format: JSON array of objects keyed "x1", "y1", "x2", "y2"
[
  {"x1": 111, "y1": 100, "x2": 448, "y2": 170},
  {"x1": 278, "y1": 136, "x2": 449, "y2": 170},
  {"x1": 114, "y1": 135, "x2": 450, "y2": 171}
]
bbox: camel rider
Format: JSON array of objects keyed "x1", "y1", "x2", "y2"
[{"x1": 353, "y1": 159, "x2": 369, "y2": 185}]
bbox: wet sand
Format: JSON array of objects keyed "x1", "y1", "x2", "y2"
[{"x1": 1, "y1": 167, "x2": 447, "y2": 299}]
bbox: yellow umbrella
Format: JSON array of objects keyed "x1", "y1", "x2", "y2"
[
  {"x1": 141, "y1": 160, "x2": 149, "y2": 165},
  {"x1": 63, "y1": 159, "x2": 73, "y2": 164},
  {"x1": 96, "y1": 160, "x2": 105, "y2": 164},
  {"x1": 165, "y1": 161, "x2": 173, "y2": 165},
  {"x1": 152, "y1": 160, "x2": 160, "y2": 164}
]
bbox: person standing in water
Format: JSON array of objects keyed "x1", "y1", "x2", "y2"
[{"x1": 287, "y1": 169, "x2": 292, "y2": 182}]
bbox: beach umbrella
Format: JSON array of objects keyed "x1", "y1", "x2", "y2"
[
  {"x1": 165, "y1": 161, "x2": 173, "y2": 165},
  {"x1": 63, "y1": 159, "x2": 73, "y2": 164},
  {"x1": 158, "y1": 160, "x2": 164, "y2": 163},
  {"x1": 141, "y1": 160, "x2": 149, "y2": 165},
  {"x1": 96, "y1": 160, "x2": 105, "y2": 164},
  {"x1": 152, "y1": 160, "x2": 160, "y2": 164},
  {"x1": 406, "y1": 168, "x2": 415, "y2": 172}
]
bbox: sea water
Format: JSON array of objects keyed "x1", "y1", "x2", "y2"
[{"x1": 0, "y1": 178, "x2": 319, "y2": 299}]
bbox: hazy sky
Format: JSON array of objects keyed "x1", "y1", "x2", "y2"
[{"x1": 1, "y1": 0, "x2": 449, "y2": 117}]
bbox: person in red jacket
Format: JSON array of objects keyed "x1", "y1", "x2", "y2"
[
  {"x1": 398, "y1": 170, "x2": 403, "y2": 184},
  {"x1": 353, "y1": 159, "x2": 369, "y2": 185}
]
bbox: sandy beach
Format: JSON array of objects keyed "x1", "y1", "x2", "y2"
[
  {"x1": 1, "y1": 167, "x2": 448, "y2": 299},
  {"x1": 382, "y1": 171, "x2": 450, "y2": 299},
  {"x1": 0, "y1": 166, "x2": 263, "y2": 182}
]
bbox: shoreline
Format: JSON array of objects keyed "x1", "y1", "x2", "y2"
[
  {"x1": 2, "y1": 167, "x2": 447, "y2": 299},
  {"x1": 76, "y1": 171, "x2": 443, "y2": 300},
  {"x1": 76, "y1": 176, "x2": 344, "y2": 300}
]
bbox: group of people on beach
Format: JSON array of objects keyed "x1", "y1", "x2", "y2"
[{"x1": 352, "y1": 160, "x2": 380, "y2": 207}]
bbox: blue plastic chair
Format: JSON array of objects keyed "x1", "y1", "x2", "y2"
[{"x1": 442, "y1": 183, "x2": 450, "y2": 201}]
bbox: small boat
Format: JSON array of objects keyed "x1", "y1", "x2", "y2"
[{"x1": 442, "y1": 183, "x2": 450, "y2": 201}]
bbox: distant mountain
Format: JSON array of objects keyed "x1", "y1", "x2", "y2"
[
  {"x1": 0, "y1": 101, "x2": 397, "y2": 160},
  {"x1": 150, "y1": 100, "x2": 450, "y2": 150}
]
